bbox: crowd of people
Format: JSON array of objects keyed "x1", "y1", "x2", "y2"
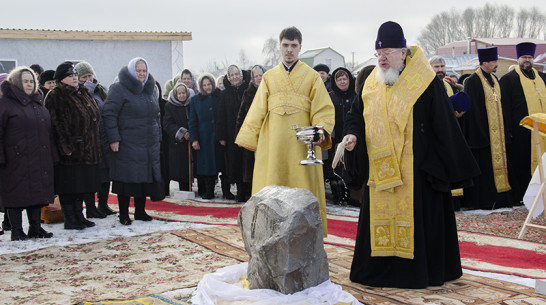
[{"x1": 0, "y1": 21, "x2": 544, "y2": 292}]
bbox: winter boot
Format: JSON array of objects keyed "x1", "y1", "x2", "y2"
[
  {"x1": 74, "y1": 201, "x2": 95, "y2": 228},
  {"x1": 60, "y1": 203, "x2": 86, "y2": 230},
  {"x1": 27, "y1": 207, "x2": 53, "y2": 238},
  {"x1": 7, "y1": 208, "x2": 29, "y2": 241},
  {"x1": 221, "y1": 176, "x2": 235, "y2": 200},
  {"x1": 97, "y1": 181, "x2": 116, "y2": 215},
  {"x1": 235, "y1": 182, "x2": 246, "y2": 202},
  {"x1": 118, "y1": 195, "x2": 132, "y2": 225},
  {"x1": 82, "y1": 193, "x2": 106, "y2": 219},
  {"x1": 134, "y1": 197, "x2": 153, "y2": 221},
  {"x1": 2, "y1": 213, "x2": 11, "y2": 231},
  {"x1": 202, "y1": 176, "x2": 215, "y2": 200},
  {"x1": 197, "y1": 177, "x2": 206, "y2": 197}
]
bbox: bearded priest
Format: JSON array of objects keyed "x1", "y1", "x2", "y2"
[{"x1": 342, "y1": 21, "x2": 479, "y2": 288}]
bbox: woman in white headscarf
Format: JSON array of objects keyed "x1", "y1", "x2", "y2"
[{"x1": 102, "y1": 57, "x2": 164, "y2": 225}]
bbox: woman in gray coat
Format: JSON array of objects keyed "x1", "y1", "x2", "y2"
[
  {"x1": 102, "y1": 57, "x2": 164, "y2": 225},
  {"x1": 0, "y1": 67, "x2": 56, "y2": 240}
]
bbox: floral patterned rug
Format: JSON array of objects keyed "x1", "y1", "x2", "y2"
[
  {"x1": 0, "y1": 231, "x2": 237, "y2": 305},
  {"x1": 456, "y1": 207, "x2": 546, "y2": 244}
]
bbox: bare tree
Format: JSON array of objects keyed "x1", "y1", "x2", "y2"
[
  {"x1": 262, "y1": 37, "x2": 281, "y2": 69},
  {"x1": 238, "y1": 49, "x2": 250, "y2": 70},
  {"x1": 516, "y1": 8, "x2": 545, "y2": 38}
]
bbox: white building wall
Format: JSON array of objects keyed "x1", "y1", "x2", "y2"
[
  {"x1": 314, "y1": 49, "x2": 345, "y2": 71},
  {"x1": 0, "y1": 38, "x2": 173, "y2": 89},
  {"x1": 171, "y1": 40, "x2": 184, "y2": 79}
]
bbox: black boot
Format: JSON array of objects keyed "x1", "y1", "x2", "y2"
[
  {"x1": 97, "y1": 181, "x2": 116, "y2": 215},
  {"x1": 244, "y1": 182, "x2": 252, "y2": 201},
  {"x1": 118, "y1": 195, "x2": 132, "y2": 225},
  {"x1": 83, "y1": 193, "x2": 106, "y2": 219},
  {"x1": 202, "y1": 176, "x2": 215, "y2": 199},
  {"x1": 74, "y1": 201, "x2": 95, "y2": 227},
  {"x1": 235, "y1": 182, "x2": 246, "y2": 202},
  {"x1": 7, "y1": 208, "x2": 29, "y2": 241},
  {"x1": 60, "y1": 201, "x2": 86, "y2": 230},
  {"x1": 2, "y1": 213, "x2": 11, "y2": 231},
  {"x1": 221, "y1": 176, "x2": 235, "y2": 200},
  {"x1": 27, "y1": 207, "x2": 53, "y2": 238},
  {"x1": 197, "y1": 177, "x2": 206, "y2": 197},
  {"x1": 134, "y1": 197, "x2": 153, "y2": 221}
]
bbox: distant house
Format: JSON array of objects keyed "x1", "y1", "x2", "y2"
[
  {"x1": 0, "y1": 29, "x2": 192, "y2": 88},
  {"x1": 299, "y1": 47, "x2": 345, "y2": 72},
  {"x1": 453, "y1": 56, "x2": 530, "y2": 79},
  {"x1": 436, "y1": 38, "x2": 546, "y2": 59}
]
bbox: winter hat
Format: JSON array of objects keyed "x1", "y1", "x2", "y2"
[
  {"x1": 449, "y1": 91, "x2": 471, "y2": 112},
  {"x1": 127, "y1": 57, "x2": 149, "y2": 84},
  {"x1": 375, "y1": 21, "x2": 406, "y2": 50},
  {"x1": 54, "y1": 61, "x2": 77, "y2": 81},
  {"x1": 313, "y1": 64, "x2": 330, "y2": 74},
  {"x1": 39, "y1": 70, "x2": 55, "y2": 86},
  {"x1": 477, "y1": 47, "x2": 498, "y2": 63},
  {"x1": 75, "y1": 62, "x2": 95, "y2": 78},
  {"x1": 516, "y1": 42, "x2": 536, "y2": 58},
  {"x1": 7, "y1": 67, "x2": 38, "y2": 95},
  {"x1": 0, "y1": 73, "x2": 7, "y2": 84}
]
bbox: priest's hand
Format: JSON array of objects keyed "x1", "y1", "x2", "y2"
[
  {"x1": 192, "y1": 141, "x2": 200, "y2": 150},
  {"x1": 110, "y1": 142, "x2": 119, "y2": 152},
  {"x1": 455, "y1": 111, "x2": 465, "y2": 118},
  {"x1": 343, "y1": 134, "x2": 357, "y2": 151},
  {"x1": 219, "y1": 140, "x2": 226, "y2": 146}
]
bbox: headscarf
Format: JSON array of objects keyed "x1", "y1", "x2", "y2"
[{"x1": 127, "y1": 57, "x2": 149, "y2": 85}]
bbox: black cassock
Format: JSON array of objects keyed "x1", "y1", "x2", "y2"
[
  {"x1": 345, "y1": 77, "x2": 479, "y2": 288},
  {"x1": 462, "y1": 70, "x2": 517, "y2": 209},
  {"x1": 500, "y1": 69, "x2": 546, "y2": 202}
]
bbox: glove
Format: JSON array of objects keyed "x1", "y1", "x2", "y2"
[{"x1": 175, "y1": 127, "x2": 187, "y2": 142}]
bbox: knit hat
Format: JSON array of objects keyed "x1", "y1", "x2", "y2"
[
  {"x1": 39, "y1": 70, "x2": 55, "y2": 86},
  {"x1": 449, "y1": 92, "x2": 471, "y2": 112},
  {"x1": 375, "y1": 21, "x2": 406, "y2": 50},
  {"x1": 313, "y1": 64, "x2": 330, "y2": 74},
  {"x1": 75, "y1": 62, "x2": 95, "y2": 78},
  {"x1": 0, "y1": 73, "x2": 7, "y2": 84},
  {"x1": 516, "y1": 42, "x2": 536, "y2": 58},
  {"x1": 477, "y1": 47, "x2": 498, "y2": 63},
  {"x1": 54, "y1": 61, "x2": 77, "y2": 81}
]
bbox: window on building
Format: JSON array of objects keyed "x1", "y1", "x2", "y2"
[{"x1": 0, "y1": 60, "x2": 17, "y2": 74}]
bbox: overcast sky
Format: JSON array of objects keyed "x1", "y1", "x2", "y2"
[{"x1": 2, "y1": 0, "x2": 545, "y2": 73}]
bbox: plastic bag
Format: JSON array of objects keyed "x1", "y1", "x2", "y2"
[{"x1": 191, "y1": 262, "x2": 362, "y2": 305}]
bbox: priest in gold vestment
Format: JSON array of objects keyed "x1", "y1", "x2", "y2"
[
  {"x1": 235, "y1": 27, "x2": 335, "y2": 236},
  {"x1": 343, "y1": 21, "x2": 479, "y2": 288}
]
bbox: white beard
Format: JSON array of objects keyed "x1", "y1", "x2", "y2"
[{"x1": 376, "y1": 65, "x2": 403, "y2": 86}]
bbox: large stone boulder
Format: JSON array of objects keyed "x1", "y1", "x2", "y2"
[{"x1": 238, "y1": 185, "x2": 329, "y2": 294}]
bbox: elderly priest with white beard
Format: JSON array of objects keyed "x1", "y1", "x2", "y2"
[{"x1": 342, "y1": 21, "x2": 480, "y2": 289}]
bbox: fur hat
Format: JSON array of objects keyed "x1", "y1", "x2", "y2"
[
  {"x1": 313, "y1": 64, "x2": 330, "y2": 74},
  {"x1": 7, "y1": 66, "x2": 38, "y2": 95},
  {"x1": 54, "y1": 61, "x2": 77, "y2": 81},
  {"x1": 75, "y1": 62, "x2": 95, "y2": 78},
  {"x1": 516, "y1": 42, "x2": 536, "y2": 58},
  {"x1": 375, "y1": 21, "x2": 406, "y2": 50},
  {"x1": 477, "y1": 47, "x2": 498, "y2": 63},
  {"x1": 39, "y1": 70, "x2": 55, "y2": 86}
]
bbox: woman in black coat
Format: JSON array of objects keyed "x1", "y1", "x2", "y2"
[
  {"x1": 0, "y1": 67, "x2": 57, "y2": 240},
  {"x1": 163, "y1": 83, "x2": 192, "y2": 191},
  {"x1": 102, "y1": 57, "x2": 164, "y2": 225},
  {"x1": 45, "y1": 62, "x2": 102, "y2": 230}
]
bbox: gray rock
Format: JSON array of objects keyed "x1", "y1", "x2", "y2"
[{"x1": 238, "y1": 185, "x2": 329, "y2": 294}]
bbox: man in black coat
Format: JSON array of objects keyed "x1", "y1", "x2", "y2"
[
  {"x1": 216, "y1": 65, "x2": 250, "y2": 201},
  {"x1": 500, "y1": 42, "x2": 546, "y2": 203}
]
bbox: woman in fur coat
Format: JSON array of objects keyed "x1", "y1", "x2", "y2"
[
  {"x1": 102, "y1": 58, "x2": 164, "y2": 225},
  {"x1": 45, "y1": 62, "x2": 101, "y2": 230},
  {"x1": 0, "y1": 67, "x2": 57, "y2": 240}
]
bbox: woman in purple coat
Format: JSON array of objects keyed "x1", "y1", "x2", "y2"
[{"x1": 0, "y1": 67, "x2": 56, "y2": 240}]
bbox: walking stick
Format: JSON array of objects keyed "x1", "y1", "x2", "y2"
[{"x1": 188, "y1": 141, "x2": 192, "y2": 191}]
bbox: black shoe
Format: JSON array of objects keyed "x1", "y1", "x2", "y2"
[
  {"x1": 98, "y1": 203, "x2": 117, "y2": 216},
  {"x1": 2, "y1": 219, "x2": 11, "y2": 231},
  {"x1": 86, "y1": 206, "x2": 107, "y2": 219},
  {"x1": 119, "y1": 214, "x2": 132, "y2": 225},
  {"x1": 28, "y1": 227, "x2": 53, "y2": 239},
  {"x1": 134, "y1": 211, "x2": 153, "y2": 221},
  {"x1": 11, "y1": 228, "x2": 30, "y2": 241},
  {"x1": 223, "y1": 192, "x2": 235, "y2": 200}
]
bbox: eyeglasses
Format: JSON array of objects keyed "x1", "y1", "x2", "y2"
[{"x1": 374, "y1": 49, "x2": 402, "y2": 58}]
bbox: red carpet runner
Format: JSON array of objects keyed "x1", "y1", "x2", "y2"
[{"x1": 107, "y1": 195, "x2": 546, "y2": 279}]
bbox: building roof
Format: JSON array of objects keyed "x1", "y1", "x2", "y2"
[
  {"x1": 0, "y1": 28, "x2": 192, "y2": 41},
  {"x1": 299, "y1": 47, "x2": 344, "y2": 59}
]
